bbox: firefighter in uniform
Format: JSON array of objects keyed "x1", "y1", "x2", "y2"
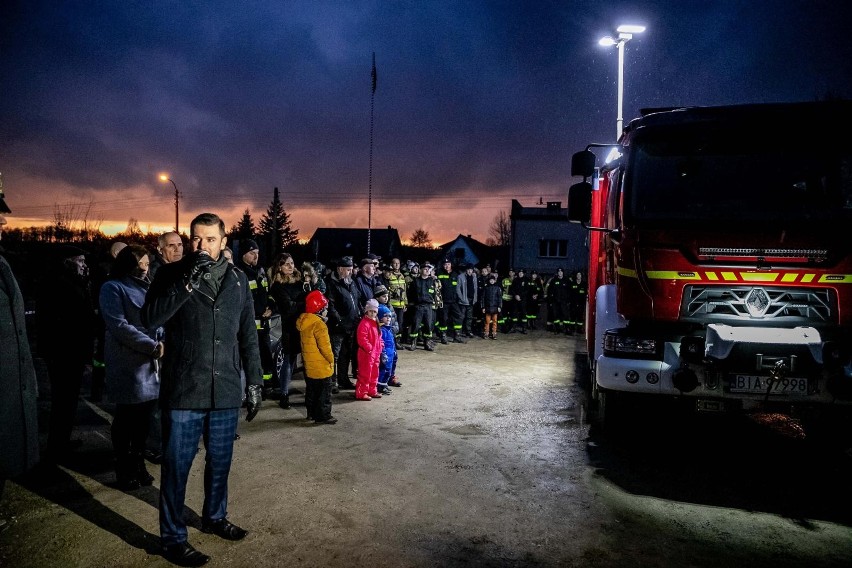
[
  {"x1": 236, "y1": 239, "x2": 274, "y2": 390},
  {"x1": 499, "y1": 269, "x2": 514, "y2": 333},
  {"x1": 508, "y1": 268, "x2": 528, "y2": 333},
  {"x1": 545, "y1": 268, "x2": 569, "y2": 333},
  {"x1": 436, "y1": 258, "x2": 463, "y2": 344},
  {"x1": 406, "y1": 262, "x2": 437, "y2": 351},
  {"x1": 386, "y1": 258, "x2": 408, "y2": 346},
  {"x1": 526, "y1": 269, "x2": 543, "y2": 330},
  {"x1": 568, "y1": 270, "x2": 587, "y2": 335}
]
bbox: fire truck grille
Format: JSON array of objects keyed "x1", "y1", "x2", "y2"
[{"x1": 681, "y1": 286, "x2": 836, "y2": 324}]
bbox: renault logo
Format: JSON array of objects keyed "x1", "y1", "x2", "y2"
[{"x1": 745, "y1": 287, "x2": 770, "y2": 317}]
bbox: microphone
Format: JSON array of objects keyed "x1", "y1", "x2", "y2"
[{"x1": 197, "y1": 250, "x2": 213, "y2": 280}]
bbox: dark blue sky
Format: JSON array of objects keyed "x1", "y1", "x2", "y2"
[{"x1": 1, "y1": 1, "x2": 850, "y2": 242}]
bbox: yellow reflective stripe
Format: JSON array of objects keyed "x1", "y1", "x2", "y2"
[
  {"x1": 740, "y1": 273, "x2": 779, "y2": 282},
  {"x1": 249, "y1": 280, "x2": 258, "y2": 290},
  {"x1": 645, "y1": 271, "x2": 700, "y2": 280},
  {"x1": 819, "y1": 274, "x2": 852, "y2": 283},
  {"x1": 613, "y1": 268, "x2": 852, "y2": 284},
  {"x1": 255, "y1": 319, "x2": 262, "y2": 329}
]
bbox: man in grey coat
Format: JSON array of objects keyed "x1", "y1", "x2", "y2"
[
  {"x1": 0, "y1": 195, "x2": 39, "y2": 511},
  {"x1": 143, "y1": 212, "x2": 262, "y2": 567}
]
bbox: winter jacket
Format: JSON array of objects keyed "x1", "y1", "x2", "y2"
[
  {"x1": 268, "y1": 279, "x2": 304, "y2": 353},
  {"x1": 386, "y1": 271, "x2": 408, "y2": 309},
  {"x1": 481, "y1": 282, "x2": 503, "y2": 314},
  {"x1": 408, "y1": 276, "x2": 437, "y2": 306},
  {"x1": 142, "y1": 256, "x2": 262, "y2": 410},
  {"x1": 379, "y1": 324, "x2": 396, "y2": 370},
  {"x1": 325, "y1": 272, "x2": 361, "y2": 334},
  {"x1": 458, "y1": 271, "x2": 478, "y2": 306},
  {"x1": 36, "y1": 267, "x2": 96, "y2": 365},
  {"x1": 354, "y1": 273, "x2": 379, "y2": 310},
  {"x1": 99, "y1": 276, "x2": 160, "y2": 404},
  {"x1": 237, "y1": 260, "x2": 269, "y2": 320},
  {"x1": 296, "y1": 312, "x2": 334, "y2": 379},
  {"x1": 356, "y1": 316, "x2": 382, "y2": 363},
  {"x1": 0, "y1": 255, "x2": 39, "y2": 478}
]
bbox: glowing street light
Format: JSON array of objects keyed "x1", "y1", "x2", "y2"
[
  {"x1": 159, "y1": 174, "x2": 180, "y2": 232},
  {"x1": 599, "y1": 24, "x2": 646, "y2": 139}
]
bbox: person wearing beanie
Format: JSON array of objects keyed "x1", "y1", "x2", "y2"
[
  {"x1": 376, "y1": 304, "x2": 398, "y2": 394},
  {"x1": 355, "y1": 298, "x2": 383, "y2": 401},
  {"x1": 296, "y1": 290, "x2": 337, "y2": 424},
  {"x1": 481, "y1": 273, "x2": 503, "y2": 339}
]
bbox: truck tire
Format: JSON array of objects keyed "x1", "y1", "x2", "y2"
[{"x1": 593, "y1": 386, "x2": 622, "y2": 432}]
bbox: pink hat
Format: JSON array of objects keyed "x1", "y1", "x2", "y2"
[{"x1": 365, "y1": 298, "x2": 379, "y2": 311}]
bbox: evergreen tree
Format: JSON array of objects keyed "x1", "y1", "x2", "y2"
[
  {"x1": 258, "y1": 187, "x2": 299, "y2": 255},
  {"x1": 229, "y1": 208, "x2": 256, "y2": 241}
]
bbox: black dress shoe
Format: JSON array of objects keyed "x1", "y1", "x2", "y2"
[
  {"x1": 143, "y1": 449, "x2": 163, "y2": 464},
  {"x1": 338, "y1": 382, "x2": 356, "y2": 390},
  {"x1": 201, "y1": 518, "x2": 248, "y2": 541},
  {"x1": 163, "y1": 542, "x2": 210, "y2": 567}
]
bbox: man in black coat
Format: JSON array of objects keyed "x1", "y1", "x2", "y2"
[
  {"x1": 143, "y1": 213, "x2": 262, "y2": 567},
  {"x1": 325, "y1": 256, "x2": 361, "y2": 391},
  {"x1": 36, "y1": 244, "x2": 96, "y2": 462},
  {"x1": 0, "y1": 203, "x2": 39, "y2": 504}
]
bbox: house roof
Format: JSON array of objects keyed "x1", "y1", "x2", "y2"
[
  {"x1": 307, "y1": 227, "x2": 402, "y2": 263},
  {"x1": 510, "y1": 199, "x2": 568, "y2": 221},
  {"x1": 436, "y1": 234, "x2": 498, "y2": 267}
]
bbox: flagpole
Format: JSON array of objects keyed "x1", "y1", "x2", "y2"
[{"x1": 367, "y1": 52, "x2": 376, "y2": 254}]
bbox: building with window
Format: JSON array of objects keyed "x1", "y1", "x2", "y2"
[{"x1": 509, "y1": 199, "x2": 587, "y2": 277}]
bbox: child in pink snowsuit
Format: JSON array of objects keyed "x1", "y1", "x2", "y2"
[{"x1": 355, "y1": 298, "x2": 383, "y2": 401}]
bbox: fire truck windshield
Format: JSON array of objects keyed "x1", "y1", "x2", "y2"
[{"x1": 625, "y1": 123, "x2": 852, "y2": 226}]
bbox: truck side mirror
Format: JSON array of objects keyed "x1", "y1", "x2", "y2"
[
  {"x1": 567, "y1": 181, "x2": 592, "y2": 223},
  {"x1": 571, "y1": 150, "x2": 596, "y2": 178}
]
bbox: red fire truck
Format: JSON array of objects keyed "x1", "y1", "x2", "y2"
[{"x1": 568, "y1": 101, "x2": 852, "y2": 427}]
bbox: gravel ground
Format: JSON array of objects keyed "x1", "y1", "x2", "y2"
[{"x1": 1, "y1": 331, "x2": 851, "y2": 567}]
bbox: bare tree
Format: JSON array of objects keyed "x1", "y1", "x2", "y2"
[
  {"x1": 121, "y1": 218, "x2": 143, "y2": 239},
  {"x1": 488, "y1": 210, "x2": 511, "y2": 247},
  {"x1": 51, "y1": 198, "x2": 103, "y2": 241},
  {"x1": 409, "y1": 228, "x2": 432, "y2": 248}
]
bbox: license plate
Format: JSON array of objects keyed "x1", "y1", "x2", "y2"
[{"x1": 729, "y1": 375, "x2": 809, "y2": 395}]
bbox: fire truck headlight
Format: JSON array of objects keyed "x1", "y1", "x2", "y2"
[
  {"x1": 603, "y1": 330, "x2": 659, "y2": 358},
  {"x1": 625, "y1": 370, "x2": 640, "y2": 384}
]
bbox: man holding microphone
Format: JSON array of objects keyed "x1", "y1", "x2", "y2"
[{"x1": 143, "y1": 212, "x2": 262, "y2": 567}]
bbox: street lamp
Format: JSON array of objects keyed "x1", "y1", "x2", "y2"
[
  {"x1": 159, "y1": 174, "x2": 180, "y2": 232},
  {"x1": 599, "y1": 24, "x2": 646, "y2": 139}
]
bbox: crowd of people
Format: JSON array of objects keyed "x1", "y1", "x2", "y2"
[{"x1": 0, "y1": 206, "x2": 587, "y2": 566}]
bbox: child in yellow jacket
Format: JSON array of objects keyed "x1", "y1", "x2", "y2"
[{"x1": 296, "y1": 290, "x2": 337, "y2": 424}]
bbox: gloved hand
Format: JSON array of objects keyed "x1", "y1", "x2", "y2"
[
  {"x1": 245, "y1": 384, "x2": 262, "y2": 422},
  {"x1": 187, "y1": 250, "x2": 215, "y2": 288}
]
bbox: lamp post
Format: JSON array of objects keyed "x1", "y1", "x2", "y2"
[
  {"x1": 159, "y1": 174, "x2": 180, "y2": 232},
  {"x1": 599, "y1": 24, "x2": 646, "y2": 139}
]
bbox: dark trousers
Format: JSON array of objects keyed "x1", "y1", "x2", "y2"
[
  {"x1": 330, "y1": 332, "x2": 356, "y2": 386},
  {"x1": 460, "y1": 304, "x2": 473, "y2": 334},
  {"x1": 410, "y1": 304, "x2": 434, "y2": 339},
  {"x1": 160, "y1": 408, "x2": 239, "y2": 546},
  {"x1": 46, "y1": 357, "x2": 85, "y2": 458},
  {"x1": 444, "y1": 303, "x2": 463, "y2": 336},
  {"x1": 304, "y1": 376, "x2": 333, "y2": 421},
  {"x1": 112, "y1": 400, "x2": 157, "y2": 456}
]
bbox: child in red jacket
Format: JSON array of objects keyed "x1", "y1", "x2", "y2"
[{"x1": 355, "y1": 299, "x2": 383, "y2": 401}]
